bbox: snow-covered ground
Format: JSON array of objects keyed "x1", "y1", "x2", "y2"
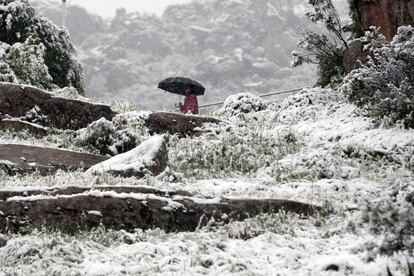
[{"x1": 0, "y1": 88, "x2": 413, "y2": 275}]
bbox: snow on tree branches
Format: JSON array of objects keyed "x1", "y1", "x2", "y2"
[
  {"x1": 292, "y1": 0, "x2": 348, "y2": 87},
  {"x1": 0, "y1": 0, "x2": 84, "y2": 93}
]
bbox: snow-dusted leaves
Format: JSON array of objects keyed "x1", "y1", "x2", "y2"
[
  {"x1": 74, "y1": 118, "x2": 140, "y2": 156},
  {"x1": 220, "y1": 93, "x2": 267, "y2": 116},
  {"x1": 342, "y1": 26, "x2": 414, "y2": 129}
]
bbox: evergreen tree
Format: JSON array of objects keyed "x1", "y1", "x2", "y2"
[{"x1": 0, "y1": 0, "x2": 84, "y2": 93}]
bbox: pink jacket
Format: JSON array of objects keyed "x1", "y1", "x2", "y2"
[{"x1": 181, "y1": 95, "x2": 199, "y2": 115}]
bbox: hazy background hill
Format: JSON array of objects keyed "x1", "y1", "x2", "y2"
[{"x1": 33, "y1": 0, "x2": 349, "y2": 109}]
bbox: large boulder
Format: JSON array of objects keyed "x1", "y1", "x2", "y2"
[
  {"x1": 0, "y1": 144, "x2": 108, "y2": 175},
  {"x1": 87, "y1": 135, "x2": 168, "y2": 178},
  {"x1": 351, "y1": 0, "x2": 414, "y2": 41},
  {"x1": 145, "y1": 112, "x2": 222, "y2": 135},
  {"x1": 0, "y1": 82, "x2": 117, "y2": 130}
]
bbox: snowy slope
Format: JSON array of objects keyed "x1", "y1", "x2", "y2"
[{"x1": 0, "y1": 87, "x2": 412, "y2": 275}]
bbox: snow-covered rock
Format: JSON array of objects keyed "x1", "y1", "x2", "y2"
[
  {"x1": 0, "y1": 117, "x2": 48, "y2": 138},
  {"x1": 87, "y1": 135, "x2": 168, "y2": 178},
  {"x1": 0, "y1": 82, "x2": 116, "y2": 130},
  {"x1": 0, "y1": 144, "x2": 108, "y2": 175},
  {"x1": 145, "y1": 112, "x2": 222, "y2": 135}
]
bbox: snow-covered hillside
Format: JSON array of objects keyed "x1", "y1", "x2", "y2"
[
  {"x1": 34, "y1": 0, "x2": 327, "y2": 108},
  {"x1": 0, "y1": 88, "x2": 412, "y2": 275}
]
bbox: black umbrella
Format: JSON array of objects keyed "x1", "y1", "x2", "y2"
[{"x1": 158, "y1": 77, "x2": 205, "y2": 96}]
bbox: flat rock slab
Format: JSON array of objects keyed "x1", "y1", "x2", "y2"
[
  {"x1": 0, "y1": 186, "x2": 193, "y2": 202},
  {"x1": 0, "y1": 191, "x2": 320, "y2": 234},
  {"x1": 0, "y1": 82, "x2": 117, "y2": 130},
  {"x1": 0, "y1": 119, "x2": 48, "y2": 138},
  {"x1": 145, "y1": 112, "x2": 222, "y2": 135},
  {"x1": 0, "y1": 144, "x2": 108, "y2": 175}
]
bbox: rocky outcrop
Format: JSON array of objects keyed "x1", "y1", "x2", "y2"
[
  {"x1": 342, "y1": 39, "x2": 367, "y2": 74},
  {"x1": 145, "y1": 112, "x2": 222, "y2": 135},
  {"x1": 0, "y1": 190, "x2": 320, "y2": 234},
  {"x1": 87, "y1": 136, "x2": 168, "y2": 178},
  {"x1": 0, "y1": 144, "x2": 108, "y2": 175},
  {"x1": 351, "y1": 0, "x2": 414, "y2": 41},
  {"x1": 0, "y1": 119, "x2": 48, "y2": 138},
  {"x1": 0, "y1": 83, "x2": 117, "y2": 130}
]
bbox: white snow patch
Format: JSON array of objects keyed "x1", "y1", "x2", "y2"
[
  {"x1": 190, "y1": 25, "x2": 213, "y2": 34},
  {"x1": 87, "y1": 210, "x2": 103, "y2": 217},
  {"x1": 0, "y1": 160, "x2": 16, "y2": 166},
  {"x1": 87, "y1": 136, "x2": 164, "y2": 175},
  {"x1": 7, "y1": 190, "x2": 184, "y2": 211},
  {"x1": 2, "y1": 118, "x2": 48, "y2": 130}
]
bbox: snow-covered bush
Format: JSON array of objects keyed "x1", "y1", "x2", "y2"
[
  {"x1": 19, "y1": 105, "x2": 48, "y2": 125},
  {"x1": 169, "y1": 126, "x2": 298, "y2": 179},
  {"x1": 0, "y1": 35, "x2": 53, "y2": 89},
  {"x1": 361, "y1": 181, "x2": 414, "y2": 255},
  {"x1": 277, "y1": 88, "x2": 343, "y2": 124},
  {"x1": 0, "y1": 44, "x2": 17, "y2": 83},
  {"x1": 52, "y1": 86, "x2": 85, "y2": 100},
  {"x1": 75, "y1": 118, "x2": 139, "y2": 156},
  {"x1": 221, "y1": 93, "x2": 267, "y2": 116},
  {"x1": 277, "y1": 148, "x2": 360, "y2": 181},
  {"x1": 342, "y1": 26, "x2": 414, "y2": 128},
  {"x1": 0, "y1": 0, "x2": 84, "y2": 93}
]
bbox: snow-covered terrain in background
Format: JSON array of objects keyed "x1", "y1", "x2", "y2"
[{"x1": 32, "y1": 0, "x2": 348, "y2": 109}]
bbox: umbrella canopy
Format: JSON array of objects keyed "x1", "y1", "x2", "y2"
[{"x1": 158, "y1": 77, "x2": 205, "y2": 96}]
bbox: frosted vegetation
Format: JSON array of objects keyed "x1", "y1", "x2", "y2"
[
  {"x1": 342, "y1": 26, "x2": 414, "y2": 129},
  {"x1": 1, "y1": 87, "x2": 413, "y2": 275},
  {"x1": 0, "y1": 0, "x2": 84, "y2": 93},
  {"x1": 0, "y1": 0, "x2": 413, "y2": 275}
]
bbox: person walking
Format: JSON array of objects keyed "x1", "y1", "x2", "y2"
[
  {"x1": 158, "y1": 77, "x2": 205, "y2": 114},
  {"x1": 179, "y1": 87, "x2": 199, "y2": 115}
]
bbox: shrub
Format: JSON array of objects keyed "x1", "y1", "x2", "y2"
[
  {"x1": 220, "y1": 93, "x2": 267, "y2": 116},
  {"x1": 292, "y1": 0, "x2": 348, "y2": 87},
  {"x1": 0, "y1": 0, "x2": 84, "y2": 93},
  {"x1": 361, "y1": 181, "x2": 414, "y2": 255},
  {"x1": 341, "y1": 26, "x2": 414, "y2": 128},
  {"x1": 75, "y1": 118, "x2": 139, "y2": 156},
  {"x1": 168, "y1": 123, "x2": 299, "y2": 179},
  {"x1": 19, "y1": 105, "x2": 48, "y2": 125}
]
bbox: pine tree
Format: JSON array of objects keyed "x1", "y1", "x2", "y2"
[{"x1": 0, "y1": 0, "x2": 84, "y2": 93}]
